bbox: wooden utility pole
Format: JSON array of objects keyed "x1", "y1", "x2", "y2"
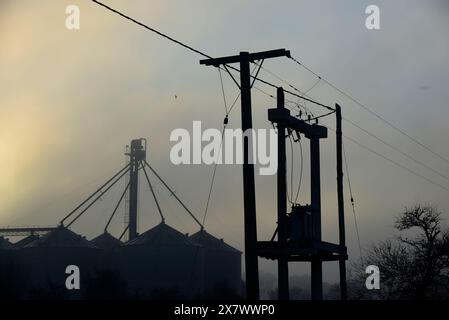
[
  {"x1": 276, "y1": 87, "x2": 289, "y2": 300},
  {"x1": 200, "y1": 49, "x2": 290, "y2": 299},
  {"x1": 336, "y1": 104, "x2": 347, "y2": 300},
  {"x1": 310, "y1": 137, "x2": 323, "y2": 300}
]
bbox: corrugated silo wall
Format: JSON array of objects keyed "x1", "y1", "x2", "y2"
[
  {"x1": 118, "y1": 244, "x2": 205, "y2": 299},
  {"x1": 203, "y1": 248, "x2": 242, "y2": 296}
]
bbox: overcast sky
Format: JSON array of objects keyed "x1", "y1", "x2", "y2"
[{"x1": 1, "y1": 0, "x2": 449, "y2": 282}]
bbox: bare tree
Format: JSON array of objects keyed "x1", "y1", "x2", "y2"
[{"x1": 350, "y1": 205, "x2": 449, "y2": 299}]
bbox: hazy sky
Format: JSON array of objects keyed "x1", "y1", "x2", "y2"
[{"x1": 1, "y1": 0, "x2": 449, "y2": 282}]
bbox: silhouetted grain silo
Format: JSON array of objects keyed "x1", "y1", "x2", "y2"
[
  {"x1": 17, "y1": 226, "x2": 99, "y2": 297},
  {"x1": 13, "y1": 234, "x2": 39, "y2": 248},
  {"x1": 190, "y1": 230, "x2": 242, "y2": 297},
  {"x1": 91, "y1": 232, "x2": 122, "y2": 250},
  {"x1": 0, "y1": 236, "x2": 13, "y2": 250},
  {"x1": 90, "y1": 231, "x2": 123, "y2": 278},
  {"x1": 0, "y1": 236, "x2": 19, "y2": 298},
  {"x1": 120, "y1": 222, "x2": 204, "y2": 298},
  {"x1": 0, "y1": 236, "x2": 14, "y2": 268},
  {"x1": 0, "y1": 236, "x2": 14, "y2": 265}
]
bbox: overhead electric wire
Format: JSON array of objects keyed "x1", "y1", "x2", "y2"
[
  {"x1": 343, "y1": 117, "x2": 449, "y2": 183},
  {"x1": 253, "y1": 85, "x2": 307, "y2": 115},
  {"x1": 252, "y1": 61, "x2": 328, "y2": 114},
  {"x1": 288, "y1": 135, "x2": 294, "y2": 204},
  {"x1": 92, "y1": 0, "x2": 210, "y2": 59},
  {"x1": 248, "y1": 72, "x2": 316, "y2": 117},
  {"x1": 303, "y1": 77, "x2": 321, "y2": 95},
  {"x1": 324, "y1": 125, "x2": 449, "y2": 193},
  {"x1": 89, "y1": 1, "x2": 449, "y2": 221},
  {"x1": 201, "y1": 69, "x2": 234, "y2": 227},
  {"x1": 91, "y1": 0, "x2": 333, "y2": 112},
  {"x1": 288, "y1": 55, "x2": 449, "y2": 166},
  {"x1": 221, "y1": 63, "x2": 259, "y2": 116},
  {"x1": 294, "y1": 138, "x2": 303, "y2": 204},
  {"x1": 342, "y1": 142, "x2": 364, "y2": 264},
  {"x1": 218, "y1": 68, "x2": 228, "y2": 115}
]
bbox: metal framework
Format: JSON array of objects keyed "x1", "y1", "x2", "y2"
[
  {"x1": 0, "y1": 226, "x2": 57, "y2": 237},
  {"x1": 258, "y1": 89, "x2": 347, "y2": 300},
  {"x1": 201, "y1": 49, "x2": 348, "y2": 300}
]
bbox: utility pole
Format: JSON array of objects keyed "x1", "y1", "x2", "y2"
[
  {"x1": 310, "y1": 137, "x2": 323, "y2": 300},
  {"x1": 200, "y1": 49, "x2": 290, "y2": 300},
  {"x1": 276, "y1": 87, "x2": 289, "y2": 300},
  {"x1": 336, "y1": 104, "x2": 347, "y2": 300}
]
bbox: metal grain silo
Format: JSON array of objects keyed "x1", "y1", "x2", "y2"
[
  {"x1": 0, "y1": 236, "x2": 14, "y2": 267},
  {"x1": 189, "y1": 230, "x2": 242, "y2": 297},
  {"x1": 0, "y1": 236, "x2": 19, "y2": 298},
  {"x1": 120, "y1": 222, "x2": 204, "y2": 298},
  {"x1": 13, "y1": 234, "x2": 40, "y2": 248},
  {"x1": 17, "y1": 226, "x2": 99, "y2": 298},
  {"x1": 0, "y1": 236, "x2": 14, "y2": 266},
  {"x1": 91, "y1": 232, "x2": 122, "y2": 250},
  {"x1": 0, "y1": 236, "x2": 13, "y2": 250},
  {"x1": 90, "y1": 231, "x2": 123, "y2": 276}
]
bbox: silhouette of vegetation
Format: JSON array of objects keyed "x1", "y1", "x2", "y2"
[{"x1": 349, "y1": 204, "x2": 449, "y2": 299}]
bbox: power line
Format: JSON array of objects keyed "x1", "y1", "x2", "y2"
[
  {"x1": 288, "y1": 55, "x2": 449, "y2": 166},
  {"x1": 91, "y1": 0, "x2": 334, "y2": 111},
  {"x1": 343, "y1": 117, "x2": 449, "y2": 184},
  {"x1": 288, "y1": 135, "x2": 294, "y2": 204},
  {"x1": 253, "y1": 85, "x2": 316, "y2": 118},
  {"x1": 294, "y1": 138, "x2": 303, "y2": 204},
  {"x1": 223, "y1": 63, "x2": 260, "y2": 116},
  {"x1": 252, "y1": 61, "x2": 334, "y2": 111},
  {"x1": 254, "y1": 61, "x2": 320, "y2": 108},
  {"x1": 90, "y1": 1, "x2": 449, "y2": 199},
  {"x1": 92, "y1": 0, "x2": 211, "y2": 59},
  {"x1": 325, "y1": 125, "x2": 449, "y2": 193},
  {"x1": 342, "y1": 142, "x2": 363, "y2": 264},
  {"x1": 217, "y1": 68, "x2": 228, "y2": 114},
  {"x1": 303, "y1": 77, "x2": 321, "y2": 95}
]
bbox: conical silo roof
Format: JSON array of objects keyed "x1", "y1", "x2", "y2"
[
  {"x1": 91, "y1": 232, "x2": 122, "y2": 249},
  {"x1": 190, "y1": 230, "x2": 241, "y2": 253},
  {"x1": 13, "y1": 234, "x2": 40, "y2": 248},
  {"x1": 125, "y1": 222, "x2": 200, "y2": 247},
  {"x1": 0, "y1": 236, "x2": 13, "y2": 250},
  {"x1": 24, "y1": 225, "x2": 96, "y2": 248}
]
